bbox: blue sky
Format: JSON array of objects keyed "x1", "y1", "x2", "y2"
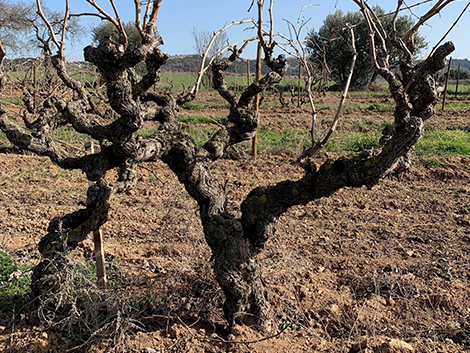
[{"x1": 17, "y1": 0, "x2": 470, "y2": 61}]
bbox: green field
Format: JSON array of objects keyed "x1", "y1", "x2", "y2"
[{"x1": 1, "y1": 68, "x2": 469, "y2": 159}]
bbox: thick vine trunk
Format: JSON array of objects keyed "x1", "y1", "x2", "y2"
[{"x1": 0, "y1": 0, "x2": 455, "y2": 332}]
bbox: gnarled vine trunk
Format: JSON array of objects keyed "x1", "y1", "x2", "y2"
[{"x1": 0, "y1": 0, "x2": 456, "y2": 332}]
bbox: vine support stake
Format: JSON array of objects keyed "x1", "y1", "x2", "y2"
[
  {"x1": 84, "y1": 141, "x2": 108, "y2": 291},
  {"x1": 455, "y1": 63, "x2": 460, "y2": 98},
  {"x1": 251, "y1": 42, "x2": 262, "y2": 158},
  {"x1": 297, "y1": 63, "x2": 302, "y2": 108},
  {"x1": 246, "y1": 59, "x2": 251, "y2": 86},
  {"x1": 33, "y1": 60, "x2": 37, "y2": 110},
  {"x1": 441, "y1": 56, "x2": 452, "y2": 111}
]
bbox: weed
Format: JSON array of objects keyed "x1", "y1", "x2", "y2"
[
  {"x1": 0, "y1": 250, "x2": 33, "y2": 312},
  {"x1": 31, "y1": 256, "x2": 146, "y2": 351}
]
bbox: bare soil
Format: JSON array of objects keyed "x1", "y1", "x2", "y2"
[{"x1": 0, "y1": 93, "x2": 469, "y2": 352}]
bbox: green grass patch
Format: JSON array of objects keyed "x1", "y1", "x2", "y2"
[
  {"x1": 137, "y1": 128, "x2": 157, "y2": 139},
  {"x1": 159, "y1": 72, "x2": 199, "y2": 92},
  {"x1": 2, "y1": 96, "x2": 23, "y2": 105},
  {"x1": 256, "y1": 129, "x2": 311, "y2": 152},
  {"x1": 351, "y1": 119, "x2": 389, "y2": 133},
  {"x1": 344, "y1": 102, "x2": 394, "y2": 112},
  {"x1": 180, "y1": 115, "x2": 224, "y2": 125},
  {"x1": 325, "y1": 132, "x2": 381, "y2": 152},
  {"x1": 186, "y1": 128, "x2": 217, "y2": 147},
  {"x1": 180, "y1": 100, "x2": 228, "y2": 110},
  {"x1": 54, "y1": 127, "x2": 94, "y2": 144},
  {"x1": 158, "y1": 72, "x2": 252, "y2": 93},
  {"x1": 416, "y1": 130, "x2": 470, "y2": 157},
  {"x1": 0, "y1": 250, "x2": 33, "y2": 312},
  {"x1": 441, "y1": 101, "x2": 470, "y2": 111},
  {"x1": 73, "y1": 261, "x2": 97, "y2": 287},
  {"x1": 445, "y1": 83, "x2": 470, "y2": 96}
]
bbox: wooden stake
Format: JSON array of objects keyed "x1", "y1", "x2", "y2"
[
  {"x1": 84, "y1": 141, "x2": 108, "y2": 291},
  {"x1": 441, "y1": 57, "x2": 452, "y2": 111},
  {"x1": 455, "y1": 63, "x2": 460, "y2": 98},
  {"x1": 246, "y1": 59, "x2": 251, "y2": 86},
  {"x1": 252, "y1": 42, "x2": 262, "y2": 158},
  {"x1": 297, "y1": 63, "x2": 302, "y2": 108},
  {"x1": 93, "y1": 228, "x2": 107, "y2": 291},
  {"x1": 33, "y1": 60, "x2": 37, "y2": 110}
]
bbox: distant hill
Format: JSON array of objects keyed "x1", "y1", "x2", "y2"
[
  {"x1": 161, "y1": 54, "x2": 301, "y2": 77},
  {"x1": 451, "y1": 59, "x2": 470, "y2": 73}
]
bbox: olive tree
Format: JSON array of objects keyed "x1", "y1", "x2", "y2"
[
  {"x1": 0, "y1": 0, "x2": 458, "y2": 331},
  {"x1": 92, "y1": 20, "x2": 158, "y2": 52},
  {"x1": 306, "y1": 5, "x2": 426, "y2": 88}
]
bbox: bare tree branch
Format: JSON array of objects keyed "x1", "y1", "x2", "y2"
[
  {"x1": 142, "y1": 1, "x2": 152, "y2": 27},
  {"x1": 59, "y1": 0, "x2": 70, "y2": 58},
  {"x1": 299, "y1": 24, "x2": 357, "y2": 162},
  {"x1": 147, "y1": 0, "x2": 163, "y2": 29},
  {"x1": 35, "y1": 0, "x2": 62, "y2": 53},
  {"x1": 404, "y1": 0, "x2": 455, "y2": 48},
  {"x1": 110, "y1": 0, "x2": 127, "y2": 44},
  {"x1": 69, "y1": 12, "x2": 107, "y2": 21},
  {"x1": 404, "y1": 1, "x2": 470, "y2": 92},
  {"x1": 134, "y1": 0, "x2": 143, "y2": 36},
  {"x1": 187, "y1": 20, "x2": 255, "y2": 99}
]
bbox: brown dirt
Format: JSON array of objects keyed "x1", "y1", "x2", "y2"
[{"x1": 0, "y1": 93, "x2": 469, "y2": 352}]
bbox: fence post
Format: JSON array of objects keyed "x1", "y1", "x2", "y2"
[
  {"x1": 441, "y1": 57, "x2": 452, "y2": 111},
  {"x1": 455, "y1": 63, "x2": 461, "y2": 98},
  {"x1": 84, "y1": 141, "x2": 108, "y2": 291}
]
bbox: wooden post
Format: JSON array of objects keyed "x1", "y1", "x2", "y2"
[
  {"x1": 33, "y1": 60, "x2": 37, "y2": 110},
  {"x1": 93, "y1": 229, "x2": 107, "y2": 291},
  {"x1": 441, "y1": 57, "x2": 452, "y2": 111},
  {"x1": 84, "y1": 141, "x2": 108, "y2": 291},
  {"x1": 251, "y1": 42, "x2": 262, "y2": 158},
  {"x1": 246, "y1": 59, "x2": 251, "y2": 86},
  {"x1": 455, "y1": 63, "x2": 461, "y2": 98},
  {"x1": 297, "y1": 63, "x2": 302, "y2": 108}
]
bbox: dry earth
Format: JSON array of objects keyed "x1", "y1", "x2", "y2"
[{"x1": 0, "y1": 92, "x2": 469, "y2": 352}]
